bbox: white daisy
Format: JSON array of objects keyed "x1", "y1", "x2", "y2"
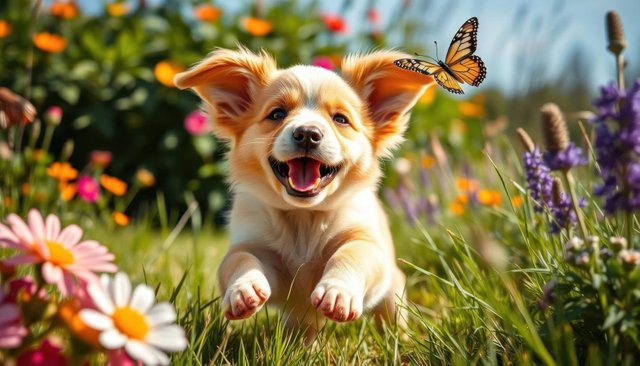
[{"x1": 79, "y1": 273, "x2": 187, "y2": 365}]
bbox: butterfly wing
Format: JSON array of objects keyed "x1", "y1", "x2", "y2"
[
  {"x1": 395, "y1": 58, "x2": 464, "y2": 94},
  {"x1": 445, "y1": 17, "x2": 479, "y2": 67},
  {"x1": 448, "y1": 55, "x2": 486, "y2": 86},
  {"x1": 394, "y1": 58, "x2": 441, "y2": 75},
  {"x1": 433, "y1": 71, "x2": 464, "y2": 94}
]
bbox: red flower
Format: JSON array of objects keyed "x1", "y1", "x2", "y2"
[{"x1": 322, "y1": 14, "x2": 347, "y2": 33}]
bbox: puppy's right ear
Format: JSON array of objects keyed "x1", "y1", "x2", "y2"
[{"x1": 174, "y1": 48, "x2": 276, "y2": 140}]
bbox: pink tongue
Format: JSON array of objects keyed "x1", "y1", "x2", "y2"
[{"x1": 287, "y1": 159, "x2": 321, "y2": 192}]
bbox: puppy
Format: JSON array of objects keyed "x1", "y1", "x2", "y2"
[{"x1": 174, "y1": 47, "x2": 434, "y2": 338}]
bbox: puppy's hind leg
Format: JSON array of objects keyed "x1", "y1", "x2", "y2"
[{"x1": 218, "y1": 245, "x2": 287, "y2": 320}]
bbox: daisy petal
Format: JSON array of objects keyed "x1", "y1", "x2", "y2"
[
  {"x1": 45, "y1": 214, "x2": 61, "y2": 241},
  {"x1": 130, "y1": 285, "x2": 155, "y2": 314},
  {"x1": 145, "y1": 325, "x2": 187, "y2": 352},
  {"x1": 28, "y1": 209, "x2": 45, "y2": 242},
  {"x1": 99, "y1": 329, "x2": 127, "y2": 349},
  {"x1": 7, "y1": 213, "x2": 34, "y2": 245},
  {"x1": 111, "y1": 272, "x2": 132, "y2": 307},
  {"x1": 88, "y1": 282, "x2": 115, "y2": 315},
  {"x1": 57, "y1": 224, "x2": 83, "y2": 247},
  {"x1": 41, "y1": 262, "x2": 62, "y2": 285},
  {"x1": 125, "y1": 339, "x2": 166, "y2": 365},
  {"x1": 79, "y1": 309, "x2": 114, "y2": 331},
  {"x1": 146, "y1": 303, "x2": 177, "y2": 326},
  {"x1": 0, "y1": 223, "x2": 19, "y2": 247},
  {"x1": 2, "y1": 254, "x2": 39, "y2": 265},
  {"x1": 0, "y1": 304, "x2": 20, "y2": 323}
]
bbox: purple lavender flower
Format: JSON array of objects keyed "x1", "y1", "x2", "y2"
[
  {"x1": 523, "y1": 147, "x2": 553, "y2": 212},
  {"x1": 543, "y1": 143, "x2": 587, "y2": 171},
  {"x1": 592, "y1": 79, "x2": 640, "y2": 213},
  {"x1": 550, "y1": 193, "x2": 585, "y2": 233}
]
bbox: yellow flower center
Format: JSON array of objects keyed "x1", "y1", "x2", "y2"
[
  {"x1": 113, "y1": 307, "x2": 149, "y2": 340},
  {"x1": 45, "y1": 241, "x2": 74, "y2": 266}
]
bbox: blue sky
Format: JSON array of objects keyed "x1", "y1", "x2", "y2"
[{"x1": 64, "y1": 0, "x2": 640, "y2": 94}]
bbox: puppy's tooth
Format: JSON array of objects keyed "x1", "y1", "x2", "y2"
[
  {"x1": 288, "y1": 177, "x2": 295, "y2": 188},
  {"x1": 313, "y1": 178, "x2": 320, "y2": 189}
]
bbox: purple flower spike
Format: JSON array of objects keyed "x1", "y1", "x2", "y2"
[
  {"x1": 543, "y1": 143, "x2": 587, "y2": 171},
  {"x1": 523, "y1": 147, "x2": 553, "y2": 212}
]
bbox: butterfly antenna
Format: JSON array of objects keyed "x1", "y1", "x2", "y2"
[{"x1": 434, "y1": 41, "x2": 439, "y2": 61}]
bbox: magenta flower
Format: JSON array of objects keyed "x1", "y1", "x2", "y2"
[
  {"x1": 107, "y1": 349, "x2": 143, "y2": 366},
  {"x1": 0, "y1": 286, "x2": 27, "y2": 349},
  {"x1": 184, "y1": 110, "x2": 208, "y2": 135},
  {"x1": 90, "y1": 150, "x2": 113, "y2": 168},
  {"x1": 0, "y1": 209, "x2": 117, "y2": 295},
  {"x1": 77, "y1": 175, "x2": 100, "y2": 203},
  {"x1": 44, "y1": 106, "x2": 63, "y2": 126},
  {"x1": 16, "y1": 338, "x2": 67, "y2": 366},
  {"x1": 311, "y1": 56, "x2": 335, "y2": 70}
]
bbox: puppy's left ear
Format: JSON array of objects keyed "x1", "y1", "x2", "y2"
[{"x1": 342, "y1": 51, "x2": 435, "y2": 157}]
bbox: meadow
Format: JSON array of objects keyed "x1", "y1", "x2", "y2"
[{"x1": 1, "y1": 1, "x2": 640, "y2": 365}]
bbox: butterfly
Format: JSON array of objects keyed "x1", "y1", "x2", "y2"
[{"x1": 394, "y1": 17, "x2": 486, "y2": 94}]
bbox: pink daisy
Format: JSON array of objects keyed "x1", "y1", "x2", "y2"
[
  {"x1": 0, "y1": 209, "x2": 117, "y2": 295},
  {"x1": 0, "y1": 286, "x2": 27, "y2": 349}
]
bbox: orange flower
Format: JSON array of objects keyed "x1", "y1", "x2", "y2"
[
  {"x1": 59, "y1": 182, "x2": 77, "y2": 201},
  {"x1": 58, "y1": 298, "x2": 101, "y2": 346},
  {"x1": 194, "y1": 4, "x2": 221, "y2": 21},
  {"x1": 456, "y1": 177, "x2": 479, "y2": 193},
  {"x1": 100, "y1": 174, "x2": 127, "y2": 196},
  {"x1": 458, "y1": 101, "x2": 485, "y2": 118},
  {"x1": 33, "y1": 32, "x2": 67, "y2": 53},
  {"x1": 511, "y1": 195, "x2": 524, "y2": 208},
  {"x1": 21, "y1": 183, "x2": 30, "y2": 195},
  {"x1": 106, "y1": 2, "x2": 129, "y2": 17},
  {"x1": 241, "y1": 17, "x2": 273, "y2": 37},
  {"x1": 135, "y1": 168, "x2": 155, "y2": 187},
  {"x1": 0, "y1": 20, "x2": 11, "y2": 38},
  {"x1": 421, "y1": 155, "x2": 435, "y2": 169},
  {"x1": 112, "y1": 212, "x2": 130, "y2": 226},
  {"x1": 477, "y1": 189, "x2": 502, "y2": 206},
  {"x1": 418, "y1": 85, "x2": 437, "y2": 105},
  {"x1": 31, "y1": 149, "x2": 47, "y2": 161},
  {"x1": 154, "y1": 60, "x2": 184, "y2": 88},
  {"x1": 450, "y1": 202, "x2": 465, "y2": 215},
  {"x1": 50, "y1": 1, "x2": 79, "y2": 19},
  {"x1": 47, "y1": 162, "x2": 78, "y2": 182}
]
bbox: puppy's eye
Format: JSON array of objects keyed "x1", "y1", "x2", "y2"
[
  {"x1": 267, "y1": 108, "x2": 287, "y2": 121},
  {"x1": 333, "y1": 113, "x2": 349, "y2": 126}
]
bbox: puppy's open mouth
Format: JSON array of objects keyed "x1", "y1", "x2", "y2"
[{"x1": 269, "y1": 157, "x2": 341, "y2": 197}]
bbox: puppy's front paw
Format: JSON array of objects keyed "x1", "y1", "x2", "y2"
[
  {"x1": 222, "y1": 270, "x2": 271, "y2": 320},
  {"x1": 311, "y1": 281, "x2": 363, "y2": 322}
]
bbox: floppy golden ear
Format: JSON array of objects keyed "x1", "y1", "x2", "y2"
[
  {"x1": 174, "y1": 47, "x2": 276, "y2": 140},
  {"x1": 341, "y1": 51, "x2": 435, "y2": 157}
]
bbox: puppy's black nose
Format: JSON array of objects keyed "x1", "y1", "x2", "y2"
[{"x1": 292, "y1": 125, "x2": 323, "y2": 149}]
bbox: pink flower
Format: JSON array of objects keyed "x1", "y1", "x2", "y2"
[
  {"x1": 0, "y1": 209, "x2": 117, "y2": 295},
  {"x1": 77, "y1": 176, "x2": 100, "y2": 203},
  {"x1": 107, "y1": 349, "x2": 143, "y2": 366},
  {"x1": 16, "y1": 338, "x2": 67, "y2": 366},
  {"x1": 311, "y1": 56, "x2": 335, "y2": 70},
  {"x1": 44, "y1": 106, "x2": 63, "y2": 126},
  {"x1": 90, "y1": 150, "x2": 113, "y2": 168},
  {"x1": 184, "y1": 110, "x2": 208, "y2": 135},
  {"x1": 367, "y1": 8, "x2": 380, "y2": 23},
  {"x1": 0, "y1": 286, "x2": 27, "y2": 349}
]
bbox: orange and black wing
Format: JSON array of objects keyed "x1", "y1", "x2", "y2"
[
  {"x1": 394, "y1": 58, "x2": 441, "y2": 75},
  {"x1": 445, "y1": 17, "x2": 479, "y2": 66},
  {"x1": 449, "y1": 55, "x2": 486, "y2": 87},
  {"x1": 433, "y1": 71, "x2": 464, "y2": 94}
]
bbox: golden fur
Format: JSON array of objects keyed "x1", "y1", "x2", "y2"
[{"x1": 175, "y1": 47, "x2": 434, "y2": 340}]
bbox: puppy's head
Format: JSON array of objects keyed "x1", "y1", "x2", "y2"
[{"x1": 175, "y1": 47, "x2": 434, "y2": 209}]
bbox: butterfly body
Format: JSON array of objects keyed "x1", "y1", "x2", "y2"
[{"x1": 394, "y1": 17, "x2": 486, "y2": 94}]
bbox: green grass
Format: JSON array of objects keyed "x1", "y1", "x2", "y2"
[{"x1": 80, "y1": 166, "x2": 581, "y2": 365}]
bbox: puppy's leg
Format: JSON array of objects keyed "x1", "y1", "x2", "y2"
[
  {"x1": 218, "y1": 245, "x2": 286, "y2": 320},
  {"x1": 310, "y1": 241, "x2": 388, "y2": 323},
  {"x1": 372, "y1": 265, "x2": 407, "y2": 328}
]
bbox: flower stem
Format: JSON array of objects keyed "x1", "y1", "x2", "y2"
[
  {"x1": 615, "y1": 54, "x2": 625, "y2": 90},
  {"x1": 563, "y1": 171, "x2": 588, "y2": 239}
]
